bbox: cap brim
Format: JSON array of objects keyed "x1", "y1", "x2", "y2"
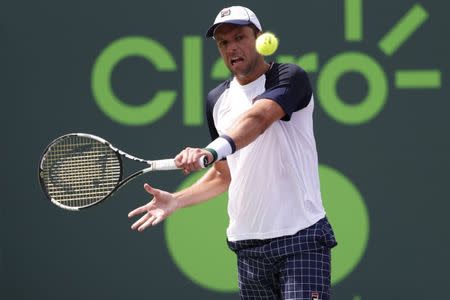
[{"x1": 205, "y1": 20, "x2": 252, "y2": 38}]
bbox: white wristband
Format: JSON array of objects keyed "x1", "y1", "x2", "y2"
[{"x1": 205, "y1": 137, "x2": 233, "y2": 161}]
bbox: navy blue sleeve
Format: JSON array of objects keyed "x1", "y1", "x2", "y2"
[{"x1": 254, "y1": 63, "x2": 312, "y2": 121}]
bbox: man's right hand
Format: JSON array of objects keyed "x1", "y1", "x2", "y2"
[{"x1": 174, "y1": 147, "x2": 214, "y2": 174}]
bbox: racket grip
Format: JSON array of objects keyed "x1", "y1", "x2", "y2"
[
  {"x1": 150, "y1": 156, "x2": 209, "y2": 171},
  {"x1": 150, "y1": 159, "x2": 178, "y2": 171}
]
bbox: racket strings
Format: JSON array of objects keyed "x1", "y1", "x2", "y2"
[{"x1": 40, "y1": 135, "x2": 121, "y2": 207}]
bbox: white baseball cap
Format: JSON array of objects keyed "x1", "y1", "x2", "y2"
[{"x1": 205, "y1": 6, "x2": 262, "y2": 38}]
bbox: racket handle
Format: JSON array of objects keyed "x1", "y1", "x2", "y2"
[
  {"x1": 150, "y1": 159, "x2": 178, "y2": 171},
  {"x1": 149, "y1": 156, "x2": 209, "y2": 172}
]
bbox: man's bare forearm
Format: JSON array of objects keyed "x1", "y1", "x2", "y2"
[
  {"x1": 174, "y1": 161, "x2": 230, "y2": 209},
  {"x1": 226, "y1": 99, "x2": 285, "y2": 149}
]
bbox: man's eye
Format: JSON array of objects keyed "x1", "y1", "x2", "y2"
[{"x1": 236, "y1": 35, "x2": 243, "y2": 41}]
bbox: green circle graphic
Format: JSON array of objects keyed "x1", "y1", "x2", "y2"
[
  {"x1": 317, "y1": 52, "x2": 388, "y2": 125},
  {"x1": 91, "y1": 36, "x2": 177, "y2": 125},
  {"x1": 319, "y1": 165, "x2": 370, "y2": 285},
  {"x1": 165, "y1": 170, "x2": 238, "y2": 292},
  {"x1": 165, "y1": 165, "x2": 369, "y2": 291}
]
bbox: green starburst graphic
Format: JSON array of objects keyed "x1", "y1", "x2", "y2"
[{"x1": 317, "y1": 0, "x2": 441, "y2": 125}]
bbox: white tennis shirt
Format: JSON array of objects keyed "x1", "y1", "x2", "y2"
[{"x1": 206, "y1": 63, "x2": 326, "y2": 242}]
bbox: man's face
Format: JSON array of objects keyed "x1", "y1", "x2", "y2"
[{"x1": 214, "y1": 24, "x2": 261, "y2": 81}]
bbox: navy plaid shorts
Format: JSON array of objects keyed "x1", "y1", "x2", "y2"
[{"x1": 227, "y1": 217, "x2": 337, "y2": 300}]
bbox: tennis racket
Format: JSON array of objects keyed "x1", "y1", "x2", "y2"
[{"x1": 38, "y1": 133, "x2": 206, "y2": 211}]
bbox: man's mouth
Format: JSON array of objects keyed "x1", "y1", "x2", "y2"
[{"x1": 230, "y1": 57, "x2": 244, "y2": 66}]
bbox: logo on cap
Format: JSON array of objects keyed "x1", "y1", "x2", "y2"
[{"x1": 220, "y1": 8, "x2": 231, "y2": 18}]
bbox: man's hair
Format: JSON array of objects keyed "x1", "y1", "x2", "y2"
[{"x1": 248, "y1": 24, "x2": 261, "y2": 37}]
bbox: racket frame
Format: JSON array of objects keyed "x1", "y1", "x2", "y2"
[{"x1": 38, "y1": 133, "x2": 178, "y2": 211}]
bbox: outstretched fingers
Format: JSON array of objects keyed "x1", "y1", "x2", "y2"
[
  {"x1": 144, "y1": 183, "x2": 160, "y2": 197},
  {"x1": 129, "y1": 183, "x2": 177, "y2": 232},
  {"x1": 128, "y1": 204, "x2": 148, "y2": 219},
  {"x1": 136, "y1": 214, "x2": 157, "y2": 231},
  {"x1": 130, "y1": 212, "x2": 149, "y2": 230},
  {"x1": 128, "y1": 184, "x2": 166, "y2": 232}
]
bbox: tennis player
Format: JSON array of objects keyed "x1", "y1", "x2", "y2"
[{"x1": 129, "y1": 6, "x2": 337, "y2": 299}]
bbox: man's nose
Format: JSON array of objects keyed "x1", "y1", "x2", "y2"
[{"x1": 226, "y1": 41, "x2": 238, "y2": 53}]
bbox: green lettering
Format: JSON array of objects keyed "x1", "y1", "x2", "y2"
[
  {"x1": 317, "y1": 52, "x2": 387, "y2": 125},
  {"x1": 91, "y1": 36, "x2": 177, "y2": 125},
  {"x1": 211, "y1": 57, "x2": 230, "y2": 80},
  {"x1": 276, "y1": 53, "x2": 319, "y2": 73},
  {"x1": 183, "y1": 36, "x2": 204, "y2": 126}
]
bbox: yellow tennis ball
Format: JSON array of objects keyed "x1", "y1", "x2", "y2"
[{"x1": 255, "y1": 32, "x2": 279, "y2": 56}]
